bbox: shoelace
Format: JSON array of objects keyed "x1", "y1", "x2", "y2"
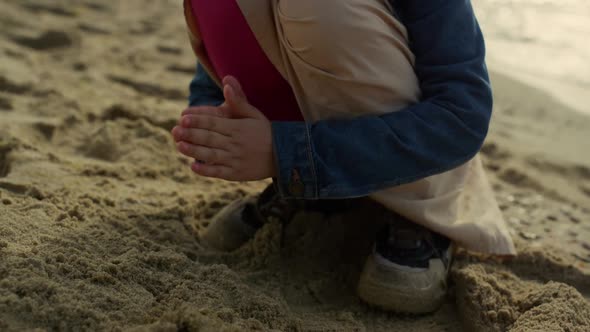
[{"x1": 383, "y1": 213, "x2": 451, "y2": 269}]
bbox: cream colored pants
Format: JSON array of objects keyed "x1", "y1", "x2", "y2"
[{"x1": 230, "y1": 0, "x2": 516, "y2": 254}]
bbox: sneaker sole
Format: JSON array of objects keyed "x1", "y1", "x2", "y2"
[{"x1": 357, "y1": 252, "x2": 449, "y2": 314}]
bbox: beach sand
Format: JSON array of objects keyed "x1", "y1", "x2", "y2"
[{"x1": 0, "y1": 0, "x2": 589, "y2": 331}]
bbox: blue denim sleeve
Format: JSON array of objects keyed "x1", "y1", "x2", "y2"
[
  {"x1": 188, "y1": 62, "x2": 224, "y2": 107},
  {"x1": 272, "y1": 0, "x2": 493, "y2": 199}
]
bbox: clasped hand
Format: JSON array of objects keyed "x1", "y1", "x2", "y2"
[{"x1": 172, "y1": 76, "x2": 276, "y2": 181}]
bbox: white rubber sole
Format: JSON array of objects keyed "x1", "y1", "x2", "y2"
[{"x1": 357, "y1": 250, "x2": 450, "y2": 314}]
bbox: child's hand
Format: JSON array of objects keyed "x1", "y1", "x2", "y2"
[{"x1": 171, "y1": 76, "x2": 276, "y2": 181}]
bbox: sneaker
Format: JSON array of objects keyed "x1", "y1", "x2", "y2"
[
  {"x1": 199, "y1": 184, "x2": 299, "y2": 251},
  {"x1": 357, "y1": 216, "x2": 452, "y2": 314}
]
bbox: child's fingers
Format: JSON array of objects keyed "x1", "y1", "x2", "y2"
[
  {"x1": 223, "y1": 81, "x2": 257, "y2": 119},
  {"x1": 180, "y1": 115, "x2": 235, "y2": 136},
  {"x1": 176, "y1": 141, "x2": 232, "y2": 165},
  {"x1": 222, "y1": 76, "x2": 245, "y2": 100},
  {"x1": 182, "y1": 106, "x2": 230, "y2": 118},
  {"x1": 222, "y1": 76, "x2": 266, "y2": 120},
  {"x1": 171, "y1": 126, "x2": 181, "y2": 142},
  {"x1": 171, "y1": 126, "x2": 231, "y2": 150},
  {"x1": 191, "y1": 161, "x2": 234, "y2": 180}
]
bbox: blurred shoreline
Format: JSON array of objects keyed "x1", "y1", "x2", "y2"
[
  {"x1": 474, "y1": 0, "x2": 590, "y2": 115},
  {"x1": 488, "y1": 63, "x2": 590, "y2": 115}
]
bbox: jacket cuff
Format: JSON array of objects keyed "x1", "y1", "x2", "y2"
[{"x1": 271, "y1": 122, "x2": 318, "y2": 199}]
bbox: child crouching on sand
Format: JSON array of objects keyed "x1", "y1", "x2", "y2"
[{"x1": 172, "y1": 0, "x2": 516, "y2": 314}]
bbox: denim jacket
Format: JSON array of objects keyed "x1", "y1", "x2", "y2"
[{"x1": 188, "y1": 0, "x2": 493, "y2": 200}]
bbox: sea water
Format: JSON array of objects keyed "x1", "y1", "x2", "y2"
[{"x1": 473, "y1": 0, "x2": 590, "y2": 114}]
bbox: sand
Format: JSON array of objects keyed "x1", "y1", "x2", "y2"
[{"x1": 0, "y1": 0, "x2": 589, "y2": 331}]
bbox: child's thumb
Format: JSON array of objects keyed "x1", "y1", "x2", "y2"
[{"x1": 223, "y1": 76, "x2": 251, "y2": 117}]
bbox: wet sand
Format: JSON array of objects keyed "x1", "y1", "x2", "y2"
[{"x1": 0, "y1": 0, "x2": 589, "y2": 331}]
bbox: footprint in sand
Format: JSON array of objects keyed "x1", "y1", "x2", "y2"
[
  {"x1": 101, "y1": 104, "x2": 139, "y2": 122},
  {"x1": 0, "y1": 96, "x2": 12, "y2": 111},
  {"x1": 499, "y1": 167, "x2": 544, "y2": 191},
  {"x1": 157, "y1": 45, "x2": 182, "y2": 56},
  {"x1": 129, "y1": 20, "x2": 158, "y2": 35},
  {"x1": 0, "y1": 76, "x2": 32, "y2": 95},
  {"x1": 83, "y1": 2, "x2": 110, "y2": 12},
  {"x1": 573, "y1": 165, "x2": 590, "y2": 181},
  {"x1": 33, "y1": 121, "x2": 56, "y2": 141},
  {"x1": 0, "y1": 74, "x2": 31, "y2": 95},
  {"x1": 101, "y1": 104, "x2": 176, "y2": 132},
  {"x1": 20, "y1": 3, "x2": 77, "y2": 17},
  {"x1": 167, "y1": 64, "x2": 195, "y2": 75},
  {"x1": 79, "y1": 124, "x2": 122, "y2": 162},
  {"x1": 480, "y1": 142, "x2": 511, "y2": 173},
  {"x1": 528, "y1": 157, "x2": 590, "y2": 179},
  {"x1": 480, "y1": 141, "x2": 512, "y2": 160},
  {"x1": 11, "y1": 30, "x2": 74, "y2": 51},
  {"x1": 78, "y1": 23, "x2": 112, "y2": 35},
  {"x1": 107, "y1": 75, "x2": 185, "y2": 101},
  {"x1": 0, "y1": 57, "x2": 37, "y2": 95},
  {"x1": 72, "y1": 62, "x2": 87, "y2": 72}
]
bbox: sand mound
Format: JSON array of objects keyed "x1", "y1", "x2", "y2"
[
  {"x1": 0, "y1": 0, "x2": 588, "y2": 331},
  {"x1": 454, "y1": 248, "x2": 590, "y2": 332}
]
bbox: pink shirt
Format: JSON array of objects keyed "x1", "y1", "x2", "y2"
[{"x1": 189, "y1": 0, "x2": 303, "y2": 121}]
